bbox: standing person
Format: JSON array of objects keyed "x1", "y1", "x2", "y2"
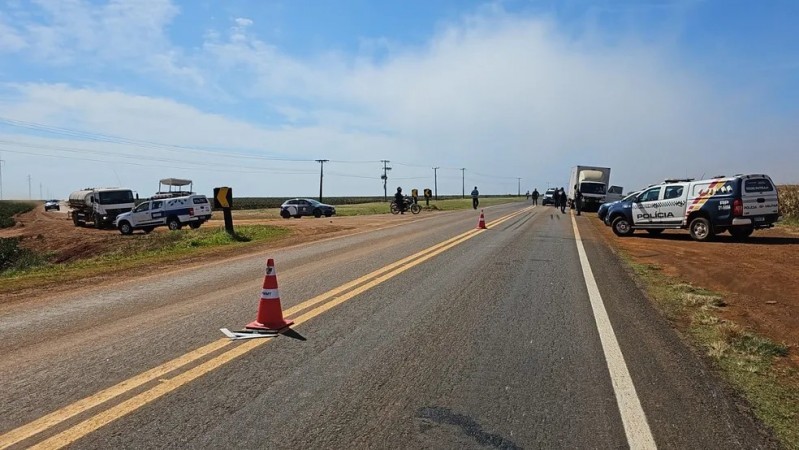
[
  {"x1": 553, "y1": 188, "x2": 561, "y2": 208},
  {"x1": 532, "y1": 188, "x2": 539, "y2": 206},
  {"x1": 394, "y1": 187, "x2": 406, "y2": 214},
  {"x1": 575, "y1": 188, "x2": 583, "y2": 216},
  {"x1": 526, "y1": 190, "x2": 530, "y2": 200},
  {"x1": 559, "y1": 187, "x2": 567, "y2": 213},
  {"x1": 471, "y1": 186, "x2": 480, "y2": 209}
]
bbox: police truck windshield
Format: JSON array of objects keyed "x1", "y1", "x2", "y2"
[{"x1": 98, "y1": 190, "x2": 135, "y2": 204}]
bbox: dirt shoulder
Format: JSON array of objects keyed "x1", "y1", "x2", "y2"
[{"x1": 588, "y1": 215, "x2": 799, "y2": 368}]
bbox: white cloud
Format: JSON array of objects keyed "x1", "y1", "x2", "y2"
[
  {"x1": 1, "y1": 4, "x2": 797, "y2": 199},
  {"x1": 0, "y1": 15, "x2": 27, "y2": 52}
]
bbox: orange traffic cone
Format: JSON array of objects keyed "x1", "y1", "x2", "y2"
[
  {"x1": 246, "y1": 259, "x2": 294, "y2": 331},
  {"x1": 477, "y1": 210, "x2": 487, "y2": 229}
]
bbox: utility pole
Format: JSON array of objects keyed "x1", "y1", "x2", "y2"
[
  {"x1": 28, "y1": 175, "x2": 31, "y2": 200},
  {"x1": 461, "y1": 168, "x2": 466, "y2": 199},
  {"x1": 39, "y1": 182, "x2": 43, "y2": 200},
  {"x1": 517, "y1": 177, "x2": 521, "y2": 197},
  {"x1": 432, "y1": 167, "x2": 439, "y2": 200},
  {"x1": 381, "y1": 160, "x2": 391, "y2": 201},
  {"x1": 315, "y1": 159, "x2": 328, "y2": 202}
]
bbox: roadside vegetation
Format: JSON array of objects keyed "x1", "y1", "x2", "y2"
[
  {"x1": 220, "y1": 195, "x2": 520, "y2": 211},
  {"x1": 0, "y1": 201, "x2": 36, "y2": 228},
  {"x1": 623, "y1": 256, "x2": 799, "y2": 448},
  {"x1": 0, "y1": 225, "x2": 290, "y2": 294},
  {"x1": 230, "y1": 196, "x2": 523, "y2": 219},
  {"x1": 778, "y1": 185, "x2": 799, "y2": 228}
]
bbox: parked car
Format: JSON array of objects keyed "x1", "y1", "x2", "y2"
[
  {"x1": 542, "y1": 188, "x2": 557, "y2": 206},
  {"x1": 44, "y1": 200, "x2": 60, "y2": 211},
  {"x1": 598, "y1": 190, "x2": 640, "y2": 223},
  {"x1": 280, "y1": 198, "x2": 336, "y2": 218}
]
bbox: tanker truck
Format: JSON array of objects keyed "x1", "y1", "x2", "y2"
[
  {"x1": 68, "y1": 188, "x2": 136, "y2": 229},
  {"x1": 568, "y1": 166, "x2": 611, "y2": 212}
]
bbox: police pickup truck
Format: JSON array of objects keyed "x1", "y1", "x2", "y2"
[
  {"x1": 605, "y1": 174, "x2": 780, "y2": 241},
  {"x1": 114, "y1": 194, "x2": 212, "y2": 235}
]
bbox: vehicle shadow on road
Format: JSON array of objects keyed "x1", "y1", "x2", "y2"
[{"x1": 631, "y1": 233, "x2": 799, "y2": 246}]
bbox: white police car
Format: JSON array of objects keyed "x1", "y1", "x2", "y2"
[
  {"x1": 605, "y1": 174, "x2": 780, "y2": 241},
  {"x1": 115, "y1": 194, "x2": 212, "y2": 234}
]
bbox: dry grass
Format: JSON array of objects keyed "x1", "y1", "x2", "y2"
[{"x1": 778, "y1": 185, "x2": 799, "y2": 220}]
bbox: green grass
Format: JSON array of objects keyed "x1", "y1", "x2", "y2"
[
  {"x1": 0, "y1": 225, "x2": 291, "y2": 294},
  {"x1": 622, "y1": 256, "x2": 799, "y2": 447},
  {"x1": 0, "y1": 201, "x2": 37, "y2": 228},
  {"x1": 230, "y1": 197, "x2": 524, "y2": 219}
]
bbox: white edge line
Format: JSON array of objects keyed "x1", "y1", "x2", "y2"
[{"x1": 570, "y1": 213, "x2": 657, "y2": 450}]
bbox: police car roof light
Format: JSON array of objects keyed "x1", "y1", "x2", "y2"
[{"x1": 663, "y1": 178, "x2": 694, "y2": 183}]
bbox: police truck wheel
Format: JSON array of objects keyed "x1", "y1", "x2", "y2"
[
  {"x1": 142, "y1": 226, "x2": 154, "y2": 234},
  {"x1": 167, "y1": 217, "x2": 182, "y2": 231},
  {"x1": 729, "y1": 226, "x2": 753, "y2": 240},
  {"x1": 280, "y1": 210, "x2": 290, "y2": 219},
  {"x1": 646, "y1": 229, "x2": 664, "y2": 236},
  {"x1": 118, "y1": 221, "x2": 133, "y2": 235},
  {"x1": 325, "y1": 212, "x2": 333, "y2": 217},
  {"x1": 189, "y1": 222, "x2": 201, "y2": 229},
  {"x1": 313, "y1": 208, "x2": 322, "y2": 218},
  {"x1": 611, "y1": 217, "x2": 634, "y2": 237},
  {"x1": 689, "y1": 217, "x2": 713, "y2": 241}
]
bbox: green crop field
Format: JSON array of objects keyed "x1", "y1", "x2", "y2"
[{"x1": 0, "y1": 201, "x2": 36, "y2": 228}]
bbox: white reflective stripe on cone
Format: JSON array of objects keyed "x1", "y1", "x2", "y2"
[{"x1": 261, "y1": 289, "x2": 280, "y2": 300}]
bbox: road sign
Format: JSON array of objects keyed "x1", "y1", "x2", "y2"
[
  {"x1": 214, "y1": 187, "x2": 232, "y2": 209},
  {"x1": 213, "y1": 187, "x2": 234, "y2": 234}
]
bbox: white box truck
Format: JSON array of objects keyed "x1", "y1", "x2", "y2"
[{"x1": 568, "y1": 166, "x2": 611, "y2": 212}]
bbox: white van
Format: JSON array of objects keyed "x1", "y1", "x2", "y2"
[{"x1": 115, "y1": 195, "x2": 212, "y2": 235}]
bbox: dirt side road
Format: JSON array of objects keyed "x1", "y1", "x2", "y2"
[{"x1": 588, "y1": 213, "x2": 799, "y2": 367}]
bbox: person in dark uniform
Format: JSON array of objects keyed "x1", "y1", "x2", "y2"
[
  {"x1": 471, "y1": 186, "x2": 479, "y2": 209},
  {"x1": 559, "y1": 187, "x2": 567, "y2": 213},
  {"x1": 395, "y1": 187, "x2": 406, "y2": 214},
  {"x1": 553, "y1": 189, "x2": 561, "y2": 208},
  {"x1": 575, "y1": 188, "x2": 583, "y2": 216},
  {"x1": 532, "y1": 189, "x2": 539, "y2": 206}
]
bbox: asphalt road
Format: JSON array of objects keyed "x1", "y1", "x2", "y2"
[{"x1": 0, "y1": 203, "x2": 776, "y2": 449}]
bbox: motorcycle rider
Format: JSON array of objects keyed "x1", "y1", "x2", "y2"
[{"x1": 394, "y1": 187, "x2": 407, "y2": 214}]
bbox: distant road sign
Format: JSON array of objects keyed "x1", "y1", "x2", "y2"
[{"x1": 214, "y1": 187, "x2": 232, "y2": 209}]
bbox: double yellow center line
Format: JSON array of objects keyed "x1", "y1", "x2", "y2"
[{"x1": 1, "y1": 206, "x2": 535, "y2": 450}]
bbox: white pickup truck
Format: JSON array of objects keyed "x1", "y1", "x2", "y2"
[{"x1": 114, "y1": 194, "x2": 212, "y2": 235}]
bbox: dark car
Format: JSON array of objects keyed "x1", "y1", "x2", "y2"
[
  {"x1": 44, "y1": 200, "x2": 60, "y2": 211},
  {"x1": 280, "y1": 198, "x2": 336, "y2": 218},
  {"x1": 542, "y1": 188, "x2": 557, "y2": 206},
  {"x1": 598, "y1": 191, "x2": 640, "y2": 223}
]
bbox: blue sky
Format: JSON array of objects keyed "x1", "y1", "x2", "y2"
[{"x1": 0, "y1": 0, "x2": 797, "y2": 199}]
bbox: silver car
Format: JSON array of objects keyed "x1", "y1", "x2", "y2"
[{"x1": 280, "y1": 199, "x2": 336, "y2": 218}]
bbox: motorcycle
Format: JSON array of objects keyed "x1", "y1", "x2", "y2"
[{"x1": 390, "y1": 196, "x2": 421, "y2": 215}]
